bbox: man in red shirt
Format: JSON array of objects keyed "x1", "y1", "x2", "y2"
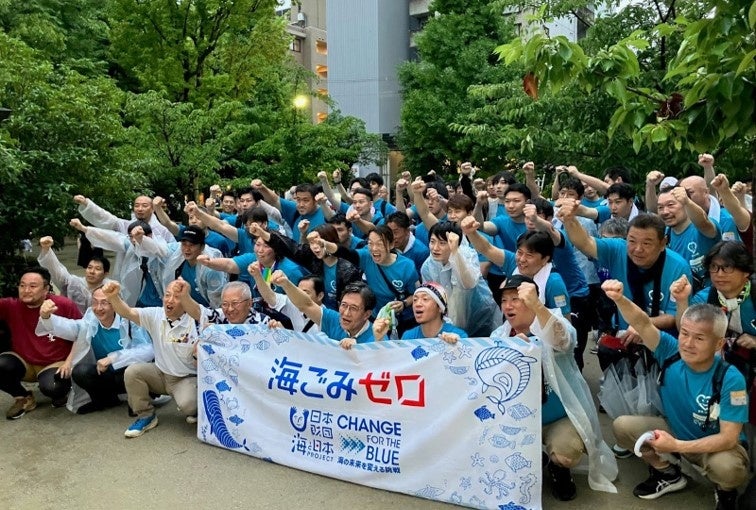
[{"x1": 0, "y1": 267, "x2": 82, "y2": 419}]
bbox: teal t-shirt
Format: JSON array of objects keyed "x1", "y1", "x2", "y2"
[{"x1": 91, "y1": 325, "x2": 123, "y2": 361}]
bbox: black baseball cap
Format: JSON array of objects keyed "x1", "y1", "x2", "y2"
[
  {"x1": 180, "y1": 226, "x2": 205, "y2": 245},
  {"x1": 500, "y1": 274, "x2": 539, "y2": 294}
]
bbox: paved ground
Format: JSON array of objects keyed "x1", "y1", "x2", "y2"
[{"x1": 0, "y1": 241, "x2": 733, "y2": 509}]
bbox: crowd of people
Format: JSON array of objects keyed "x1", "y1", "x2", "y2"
[{"x1": 0, "y1": 154, "x2": 753, "y2": 508}]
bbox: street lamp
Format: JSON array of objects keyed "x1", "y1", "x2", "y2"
[{"x1": 292, "y1": 94, "x2": 309, "y2": 110}]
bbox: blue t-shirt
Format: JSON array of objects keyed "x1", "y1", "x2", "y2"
[
  {"x1": 137, "y1": 275, "x2": 162, "y2": 307},
  {"x1": 180, "y1": 262, "x2": 209, "y2": 306},
  {"x1": 551, "y1": 233, "x2": 589, "y2": 298},
  {"x1": 655, "y1": 332, "x2": 748, "y2": 440},
  {"x1": 543, "y1": 380, "x2": 568, "y2": 425},
  {"x1": 490, "y1": 215, "x2": 527, "y2": 252},
  {"x1": 717, "y1": 208, "x2": 741, "y2": 242},
  {"x1": 374, "y1": 198, "x2": 397, "y2": 218},
  {"x1": 91, "y1": 324, "x2": 123, "y2": 361},
  {"x1": 280, "y1": 199, "x2": 325, "y2": 242},
  {"x1": 220, "y1": 212, "x2": 237, "y2": 225},
  {"x1": 666, "y1": 220, "x2": 721, "y2": 290},
  {"x1": 357, "y1": 249, "x2": 419, "y2": 316},
  {"x1": 501, "y1": 253, "x2": 571, "y2": 317},
  {"x1": 402, "y1": 239, "x2": 430, "y2": 274},
  {"x1": 580, "y1": 197, "x2": 604, "y2": 209},
  {"x1": 321, "y1": 307, "x2": 374, "y2": 343},
  {"x1": 235, "y1": 227, "x2": 256, "y2": 255},
  {"x1": 594, "y1": 238, "x2": 692, "y2": 330},
  {"x1": 414, "y1": 214, "x2": 448, "y2": 247},
  {"x1": 400, "y1": 322, "x2": 469, "y2": 340}
]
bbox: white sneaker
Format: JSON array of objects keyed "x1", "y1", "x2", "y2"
[
  {"x1": 186, "y1": 415, "x2": 198, "y2": 424},
  {"x1": 151, "y1": 395, "x2": 172, "y2": 406}
]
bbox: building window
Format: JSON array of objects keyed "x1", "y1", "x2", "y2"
[
  {"x1": 316, "y1": 40, "x2": 327, "y2": 55},
  {"x1": 317, "y1": 112, "x2": 328, "y2": 123},
  {"x1": 316, "y1": 65, "x2": 328, "y2": 79},
  {"x1": 290, "y1": 38, "x2": 302, "y2": 53}
]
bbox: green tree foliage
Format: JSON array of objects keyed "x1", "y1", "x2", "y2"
[
  {"x1": 495, "y1": 0, "x2": 755, "y2": 179},
  {"x1": 398, "y1": 0, "x2": 518, "y2": 176}
]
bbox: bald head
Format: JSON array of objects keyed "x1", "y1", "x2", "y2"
[
  {"x1": 679, "y1": 176, "x2": 710, "y2": 210},
  {"x1": 133, "y1": 195, "x2": 154, "y2": 220}
]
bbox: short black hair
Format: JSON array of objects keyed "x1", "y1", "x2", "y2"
[
  {"x1": 423, "y1": 181, "x2": 449, "y2": 200},
  {"x1": 351, "y1": 187, "x2": 373, "y2": 201},
  {"x1": 299, "y1": 275, "x2": 325, "y2": 296},
  {"x1": 604, "y1": 166, "x2": 632, "y2": 184},
  {"x1": 88, "y1": 255, "x2": 111, "y2": 274},
  {"x1": 327, "y1": 212, "x2": 351, "y2": 229},
  {"x1": 505, "y1": 182, "x2": 531, "y2": 200},
  {"x1": 340, "y1": 281, "x2": 376, "y2": 311},
  {"x1": 492, "y1": 171, "x2": 516, "y2": 185},
  {"x1": 628, "y1": 213, "x2": 666, "y2": 241},
  {"x1": 428, "y1": 221, "x2": 462, "y2": 242},
  {"x1": 516, "y1": 231, "x2": 554, "y2": 261},
  {"x1": 240, "y1": 206, "x2": 268, "y2": 225},
  {"x1": 21, "y1": 266, "x2": 51, "y2": 288},
  {"x1": 605, "y1": 182, "x2": 635, "y2": 201},
  {"x1": 365, "y1": 172, "x2": 383, "y2": 187},
  {"x1": 294, "y1": 183, "x2": 321, "y2": 197},
  {"x1": 385, "y1": 211, "x2": 411, "y2": 229},
  {"x1": 532, "y1": 197, "x2": 553, "y2": 219},
  {"x1": 559, "y1": 177, "x2": 584, "y2": 197},
  {"x1": 236, "y1": 187, "x2": 263, "y2": 202}
]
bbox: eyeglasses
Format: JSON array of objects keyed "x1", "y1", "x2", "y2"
[
  {"x1": 338, "y1": 302, "x2": 363, "y2": 314},
  {"x1": 708, "y1": 264, "x2": 735, "y2": 274},
  {"x1": 221, "y1": 299, "x2": 251, "y2": 309}
]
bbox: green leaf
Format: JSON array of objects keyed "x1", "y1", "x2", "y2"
[
  {"x1": 736, "y1": 49, "x2": 756, "y2": 76},
  {"x1": 651, "y1": 126, "x2": 668, "y2": 143},
  {"x1": 750, "y1": 1, "x2": 756, "y2": 29}
]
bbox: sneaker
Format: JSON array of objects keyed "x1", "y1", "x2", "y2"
[
  {"x1": 633, "y1": 465, "x2": 687, "y2": 500},
  {"x1": 51, "y1": 396, "x2": 68, "y2": 408},
  {"x1": 714, "y1": 488, "x2": 738, "y2": 510},
  {"x1": 151, "y1": 395, "x2": 172, "y2": 406},
  {"x1": 186, "y1": 415, "x2": 198, "y2": 424},
  {"x1": 612, "y1": 443, "x2": 633, "y2": 459},
  {"x1": 124, "y1": 414, "x2": 158, "y2": 438},
  {"x1": 6, "y1": 393, "x2": 37, "y2": 420},
  {"x1": 547, "y1": 462, "x2": 577, "y2": 501}
]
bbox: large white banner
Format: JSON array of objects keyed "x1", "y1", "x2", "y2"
[{"x1": 197, "y1": 325, "x2": 543, "y2": 510}]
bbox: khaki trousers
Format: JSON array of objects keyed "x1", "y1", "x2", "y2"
[{"x1": 124, "y1": 363, "x2": 197, "y2": 419}]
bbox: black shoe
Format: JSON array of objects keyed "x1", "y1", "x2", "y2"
[
  {"x1": 633, "y1": 465, "x2": 687, "y2": 500},
  {"x1": 714, "y1": 488, "x2": 738, "y2": 510},
  {"x1": 51, "y1": 397, "x2": 68, "y2": 408},
  {"x1": 547, "y1": 462, "x2": 577, "y2": 501},
  {"x1": 612, "y1": 443, "x2": 633, "y2": 459},
  {"x1": 77, "y1": 402, "x2": 103, "y2": 415}
]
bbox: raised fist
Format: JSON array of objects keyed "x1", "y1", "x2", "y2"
[
  {"x1": 69, "y1": 218, "x2": 85, "y2": 232},
  {"x1": 153, "y1": 196, "x2": 165, "y2": 208},
  {"x1": 39, "y1": 236, "x2": 54, "y2": 250},
  {"x1": 460, "y1": 215, "x2": 480, "y2": 234},
  {"x1": 522, "y1": 161, "x2": 535, "y2": 176},
  {"x1": 646, "y1": 170, "x2": 664, "y2": 186},
  {"x1": 372, "y1": 317, "x2": 391, "y2": 339},
  {"x1": 73, "y1": 195, "x2": 87, "y2": 205},
  {"x1": 395, "y1": 178, "x2": 408, "y2": 191},
  {"x1": 669, "y1": 274, "x2": 691, "y2": 303},
  {"x1": 39, "y1": 299, "x2": 58, "y2": 319},
  {"x1": 476, "y1": 190, "x2": 489, "y2": 203},
  {"x1": 601, "y1": 279, "x2": 624, "y2": 302},
  {"x1": 698, "y1": 153, "x2": 714, "y2": 168},
  {"x1": 314, "y1": 192, "x2": 327, "y2": 205},
  {"x1": 460, "y1": 162, "x2": 473, "y2": 176},
  {"x1": 410, "y1": 179, "x2": 426, "y2": 195},
  {"x1": 317, "y1": 171, "x2": 327, "y2": 181},
  {"x1": 101, "y1": 281, "x2": 121, "y2": 299},
  {"x1": 710, "y1": 173, "x2": 729, "y2": 192},
  {"x1": 670, "y1": 186, "x2": 688, "y2": 205}
]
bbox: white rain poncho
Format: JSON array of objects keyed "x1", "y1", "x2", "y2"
[
  {"x1": 421, "y1": 241, "x2": 501, "y2": 337},
  {"x1": 493, "y1": 311, "x2": 619, "y2": 493}
]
